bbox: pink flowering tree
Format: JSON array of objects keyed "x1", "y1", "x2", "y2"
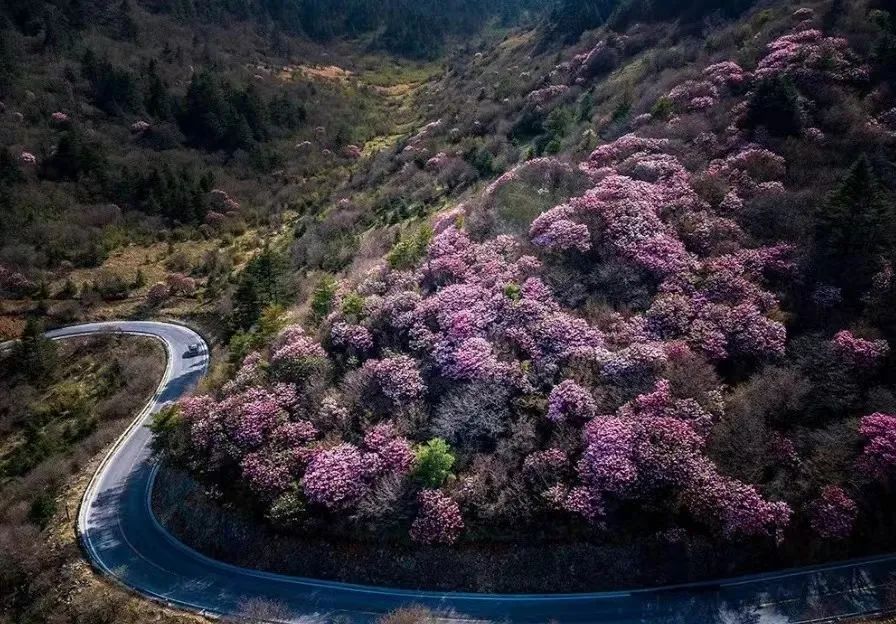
[
  {"x1": 547, "y1": 380, "x2": 597, "y2": 423},
  {"x1": 362, "y1": 355, "x2": 426, "y2": 403},
  {"x1": 302, "y1": 443, "x2": 372, "y2": 510},
  {"x1": 831, "y1": 330, "x2": 890, "y2": 369},
  {"x1": 410, "y1": 490, "x2": 464, "y2": 545},
  {"x1": 859, "y1": 413, "x2": 896, "y2": 479},
  {"x1": 363, "y1": 422, "x2": 415, "y2": 474},
  {"x1": 269, "y1": 326, "x2": 328, "y2": 384},
  {"x1": 809, "y1": 486, "x2": 858, "y2": 540}
]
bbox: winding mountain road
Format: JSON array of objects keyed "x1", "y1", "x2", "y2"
[{"x1": 45, "y1": 321, "x2": 896, "y2": 623}]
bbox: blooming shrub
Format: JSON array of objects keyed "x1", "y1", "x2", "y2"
[
  {"x1": 410, "y1": 490, "x2": 464, "y2": 545},
  {"x1": 330, "y1": 321, "x2": 374, "y2": 353},
  {"x1": 667, "y1": 80, "x2": 720, "y2": 112},
  {"x1": 364, "y1": 422, "x2": 414, "y2": 474},
  {"x1": 809, "y1": 486, "x2": 857, "y2": 539},
  {"x1": 755, "y1": 30, "x2": 868, "y2": 85},
  {"x1": 0, "y1": 266, "x2": 35, "y2": 294},
  {"x1": 859, "y1": 413, "x2": 896, "y2": 479},
  {"x1": 363, "y1": 356, "x2": 425, "y2": 403},
  {"x1": 166, "y1": 273, "x2": 196, "y2": 296},
  {"x1": 547, "y1": 380, "x2": 596, "y2": 423},
  {"x1": 146, "y1": 282, "x2": 169, "y2": 306},
  {"x1": 704, "y1": 62, "x2": 748, "y2": 88},
  {"x1": 302, "y1": 443, "x2": 370, "y2": 509},
  {"x1": 831, "y1": 331, "x2": 889, "y2": 368},
  {"x1": 269, "y1": 326, "x2": 328, "y2": 383},
  {"x1": 526, "y1": 85, "x2": 570, "y2": 108}
]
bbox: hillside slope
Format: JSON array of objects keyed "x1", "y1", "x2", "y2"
[
  {"x1": 5, "y1": 0, "x2": 896, "y2": 607},
  {"x1": 139, "y1": 0, "x2": 896, "y2": 593}
]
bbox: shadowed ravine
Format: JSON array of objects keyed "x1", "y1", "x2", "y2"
[{"x1": 47, "y1": 322, "x2": 896, "y2": 623}]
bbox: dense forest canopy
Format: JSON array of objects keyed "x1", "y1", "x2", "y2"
[{"x1": 1, "y1": 0, "x2": 767, "y2": 59}]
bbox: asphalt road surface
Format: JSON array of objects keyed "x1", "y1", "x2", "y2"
[{"x1": 45, "y1": 321, "x2": 896, "y2": 623}]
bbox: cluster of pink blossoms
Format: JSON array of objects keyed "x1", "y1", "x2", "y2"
[
  {"x1": 482, "y1": 157, "x2": 575, "y2": 200},
  {"x1": 859, "y1": 413, "x2": 896, "y2": 479},
  {"x1": 526, "y1": 85, "x2": 570, "y2": 108},
  {"x1": 363, "y1": 422, "x2": 415, "y2": 473},
  {"x1": 562, "y1": 379, "x2": 789, "y2": 538},
  {"x1": 302, "y1": 443, "x2": 375, "y2": 509},
  {"x1": 523, "y1": 448, "x2": 568, "y2": 481},
  {"x1": 410, "y1": 490, "x2": 464, "y2": 545},
  {"x1": 166, "y1": 273, "x2": 196, "y2": 296},
  {"x1": 209, "y1": 189, "x2": 241, "y2": 213},
  {"x1": 302, "y1": 422, "x2": 414, "y2": 510},
  {"x1": 684, "y1": 458, "x2": 792, "y2": 539},
  {"x1": 703, "y1": 61, "x2": 749, "y2": 88},
  {"x1": 831, "y1": 330, "x2": 890, "y2": 369},
  {"x1": 661, "y1": 62, "x2": 746, "y2": 116},
  {"x1": 532, "y1": 134, "x2": 790, "y2": 361},
  {"x1": 809, "y1": 486, "x2": 858, "y2": 540},
  {"x1": 330, "y1": 321, "x2": 374, "y2": 352},
  {"x1": 667, "y1": 80, "x2": 720, "y2": 112},
  {"x1": 175, "y1": 27, "x2": 884, "y2": 544},
  {"x1": 362, "y1": 355, "x2": 426, "y2": 403},
  {"x1": 707, "y1": 147, "x2": 788, "y2": 200},
  {"x1": 178, "y1": 383, "x2": 318, "y2": 499},
  {"x1": 547, "y1": 380, "x2": 597, "y2": 423},
  {"x1": 755, "y1": 29, "x2": 869, "y2": 84},
  {"x1": 269, "y1": 326, "x2": 327, "y2": 381}
]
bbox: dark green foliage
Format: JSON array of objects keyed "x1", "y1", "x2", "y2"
[
  {"x1": 82, "y1": 50, "x2": 143, "y2": 115},
  {"x1": 144, "y1": 59, "x2": 174, "y2": 119},
  {"x1": 0, "y1": 147, "x2": 23, "y2": 186},
  {"x1": 122, "y1": 163, "x2": 213, "y2": 224},
  {"x1": 15, "y1": 319, "x2": 58, "y2": 385},
  {"x1": 230, "y1": 247, "x2": 292, "y2": 332},
  {"x1": 743, "y1": 76, "x2": 803, "y2": 137},
  {"x1": 178, "y1": 71, "x2": 304, "y2": 152},
  {"x1": 578, "y1": 91, "x2": 595, "y2": 123},
  {"x1": 464, "y1": 145, "x2": 497, "y2": 178},
  {"x1": 179, "y1": 71, "x2": 256, "y2": 151},
  {"x1": 309, "y1": 274, "x2": 338, "y2": 322},
  {"x1": 268, "y1": 92, "x2": 307, "y2": 129},
  {"x1": 41, "y1": 128, "x2": 108, "y2": 181},
  {"x1": 0, "y1": 26, "x2": 19, "y2": 89},
  {"x1": 609, "y1": 0, "x2": 756, "y2": 29},
  {"x1": 150, "y1": 404, "x2": 184, "y2": 454},
  {"x1": 27, "y1": 491, "x2": 57, "y2": 528},
  {"x1": 814, "y1": 155, "x2": 896, "y2": 300},
  {"x1": 651, "y1": 96, "x2": 674, "y2": 120},
  {"x1": 340, "y1": 292, "x2": 365, "y2": 319},
  {"x1": 387, "y1": 226, "x2": 433, "y2": 270},
  {"x1": 510, "y1": 109, "x2": 546, "y2": 143},
  {"x1": 145, "y1": 0, "x2": 543, "y2": 59},
  {"x1": 548, "y1": 0, "x2": 619, "y2": 41}
]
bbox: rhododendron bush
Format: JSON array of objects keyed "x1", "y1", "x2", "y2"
[{"x1": 161, "y1": 21, "x2": 896, "y2": 561}]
